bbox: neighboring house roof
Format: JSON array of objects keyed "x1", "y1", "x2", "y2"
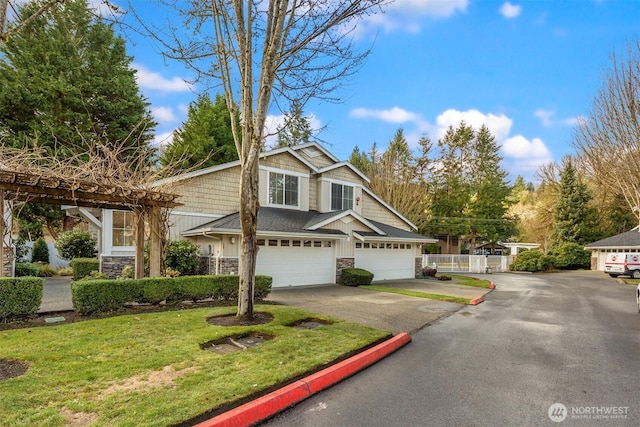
[
  {"x1": 182, "y1": 206, "x2": 432, "y2": 242},
  {"x1": 585, "y1": 227, "x2": 640, "y2": 250}
]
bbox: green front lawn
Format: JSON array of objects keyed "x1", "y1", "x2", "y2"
[
  {"x1": 0, "y1": 305, "x2": 389, "y2": 426},
  {"x1": 360, "y1": 285, "x2": 472, "y2": 304}
]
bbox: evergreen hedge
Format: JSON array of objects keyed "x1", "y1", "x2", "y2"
[
  {"x1": 0, "y1": 277, "x2": 44, "y2": 321},
  {"x1": 72, "y1": 275, "x2": 273, "y2": 315},
  {"x1": 339, "y1": 268, "x2": 374, "y2": 286},
  {"x1": 15, "y1": 262, "x2": 39, "y2": 277}
]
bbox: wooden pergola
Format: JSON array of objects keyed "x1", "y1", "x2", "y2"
[{"x1": 0, "y1": 169, "x2": 181, "y2": 279}]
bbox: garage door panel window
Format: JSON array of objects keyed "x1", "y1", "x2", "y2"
[
  {"x1": 331, "y1": 183, "x2": 354, "y2": 210},
  {"x1": 269, "y1": 172, "x2": 299, "y2": 207}
]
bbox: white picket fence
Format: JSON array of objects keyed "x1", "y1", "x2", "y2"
[{"x1": 423, "y1": 254, "x2": 510, "y2": 274}]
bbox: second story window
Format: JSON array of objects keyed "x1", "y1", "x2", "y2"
[
  {"x1": 331, "y1": 182, "x2": 354, "y2": 210},
  {"x1": 269, "y1": 172, "x2": 299, "y2": 207}
]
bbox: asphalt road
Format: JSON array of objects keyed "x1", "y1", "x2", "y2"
[{"x1": 262, "y1": 271, "x2": 639, "y2": 427}]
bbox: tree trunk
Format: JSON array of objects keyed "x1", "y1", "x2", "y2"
[{"x1": 237, "y1": 142, "x2": 260, "y2": 319}]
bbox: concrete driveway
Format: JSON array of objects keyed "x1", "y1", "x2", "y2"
[{"x1": 265, "y1": 277, "x2": 493, "y2": 334}]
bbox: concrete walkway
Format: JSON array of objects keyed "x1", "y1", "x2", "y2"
[{"x1": 39, "y1": 277, "x2": 73, "y2": 313}]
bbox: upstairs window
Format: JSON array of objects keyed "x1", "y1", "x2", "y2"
[
  {"x1": 331, "y1": 183, "x2": 354, "y2": 210},
  {"x1": 112, "y1": 211, "x2": 134, "y2": 246},
  {"x1": 269, "y1": 172, "x2": 299, "y2": 207}
]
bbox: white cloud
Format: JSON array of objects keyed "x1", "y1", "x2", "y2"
[
  {"x1": 133, "y1": 63, "x2": 193, "y2": 92},
  {"x1": 534, "y1": 109, "x2": 578, "y2": 127},
  {"x1": 435, "y1": 109, "x2": 513, "y2": 142},
  {"x1": 152, "y1": 131, "x2": 174, "y2": 148},
  {"x1": 499, "y1": 2, "x2": 521, "y2": 19},
  {"x1": 152, "y1": 107, "x2": 178, "y2": 123},
  {"x1": 350, "y1": 106, "x2": 420, "y2": 123},
  {"x1": 502, "y1": 135, "x2": 551, "y2": 159},
  {"x1": 358, "y1": 0, "x2": 469, "y2": 35}
]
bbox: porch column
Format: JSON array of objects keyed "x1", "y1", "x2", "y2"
[
  {"x1": 149, "y1": 206, "x2": 162, "y2": 277},
  {"x1": 134, "y1": 209, "x2": 145, "y2": 279}
]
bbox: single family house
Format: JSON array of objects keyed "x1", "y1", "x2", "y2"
[{"x1": 68, "y1": 142, "x2": 436, "y2": 286}]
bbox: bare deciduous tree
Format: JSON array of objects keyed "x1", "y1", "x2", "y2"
[
  {"x1": 573, "y1": 39, "x2": 640, "y2": 228},
  {"x1": 145, "y1": 0, "x2": 389, "y2": 318}
]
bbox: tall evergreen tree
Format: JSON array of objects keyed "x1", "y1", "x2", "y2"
[
  {"x1": 159, "y1": 93, "x2": 239, "y2": 171},
  {"x1": 427, "y1": 122, "x2": 473, "y2": 251},
  {"x1": 548, "y1": 159, "x2": 598, "y2": 251},
  {"x1": 0, "y1": 0, "x2": 156, "y2": 159},
  {"x1": 0, "y1": 0, "x2": 156, "y2": 238},
  {"x1": 274, "y1": 99, "x2": 314, "y2": 148},
  {"x1": 348, "y1": 145, "x2": 371, "y2": 175},
  {"x1": 467, "y1": 125, "x2": 514, "y2": 251}
]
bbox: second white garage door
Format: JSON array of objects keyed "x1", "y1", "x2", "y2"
[
  {"x1": 355, "y1": 243, "x2": 414, "y2": 281},
  {"x1": 256, "y1": 238, "x2": 335, "y2": 287}
]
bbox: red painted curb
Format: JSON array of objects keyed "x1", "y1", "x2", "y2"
[
  {"x1": 195, "y1": 332, "x2": 412, "y2": 427},
  {"x1": 469, "y1": 297, "x2": 484, "y2": 305},
  {"x1": 489, "y1": 281, "x2": 496, "y2": 289}
]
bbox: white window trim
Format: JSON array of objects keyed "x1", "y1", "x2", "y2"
[
  {"x1": 329, "y1": 179, "x2": 356, "y2": 211},
  {"x1": 263, "y1": 167, "x2": 307, "y2": 209}
]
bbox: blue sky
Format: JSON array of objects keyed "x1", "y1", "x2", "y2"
[{"x1": 106, "y1": 0, "x2": 638, "y2": 184}]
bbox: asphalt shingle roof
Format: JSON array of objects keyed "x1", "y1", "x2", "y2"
[
  {"x1": 585, "y1": 228, "x2": 640, "y2": 249},
  {"x1": 184, "y1": 206, "x2": 430, "y2": 241}
]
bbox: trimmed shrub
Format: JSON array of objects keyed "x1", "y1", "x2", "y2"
[
  {"x1": 31, "y1": 238, "x2": 49, "y2": 263},
  {"x1": 15, "y1": 263, "x2": 39, "y2": 277},
  {"x1": 554, "y1": 242, "x2": 591, "y2": 269},
  {"x1": 71, "y1": 275, "x2": 273, "y2": 315},
  {"x1": 339, "y1": 268, "x2": 374, "y2": 286},
  {"x1": 55, "y1": 230, "x2": 97, "y2": 261},
  {"x1": 71, "y1": 258, "x2": 100, "y2": 281},
  {"x1": 165, "y1": 240, "x2": 202, "y2": 276},
  {"x1": 0, "y1": 277, "x2": 44, "y2": 321},
  {"x1": 510, "y1": 250, "x2": 556, "y2": 272}
]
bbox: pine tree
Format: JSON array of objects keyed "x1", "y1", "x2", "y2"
[
  {"x1": 159, "y1": 93, "x2": 239, "y2": 171},
  {"x1": 548, "y1": 159, "x2": 598, "y2": 252},
  {"x1": 427, "y1": 123, "x2": 473, "y2": 251},
  {"x1": 275, "y1": 99, "x2": 314, "y2": 148},
  {"x1": 467, "y1": 125, "x2": 514, "y2": 251}
]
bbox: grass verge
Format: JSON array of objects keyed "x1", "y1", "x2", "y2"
[
  {"x1": 0, "y1": 305, "x2": 389, "y2": 426},
  {"x1": 450, "y1": 275, "x2": 493, "y2": 288},
  {"x1": 360, "y1": 285, "x2": 472, "y2": 304}
]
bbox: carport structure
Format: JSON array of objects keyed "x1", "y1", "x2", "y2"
[{"x1": 0, "y1": 169, "x2": 181, "y2": 278}]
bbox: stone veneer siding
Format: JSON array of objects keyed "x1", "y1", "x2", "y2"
[
  {"x1": 336, "y1": 257, "x2": 354, "y2": 283},
  {"x1": 101, "y1": 256, "x2": 135, "y2": 279},
  {"x1": 4, "y1": 246, "x2": 14, "y2": 277},
  {"x1": 218, "y1": 257, "x2": 239, "y2": 275},
  {"x1": 414, "y1": 257, "x2": 423, "y2": 278}
]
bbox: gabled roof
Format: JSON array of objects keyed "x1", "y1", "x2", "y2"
[
  {"x1": 318, "y1": 162, "x2": 370, "y2": 183},
  {"x1": 585, "y1": 227, "x2": 640, "y2": 249},
  {"x1": 182, "y1": 206, "x2": 430, "y2": 242}
]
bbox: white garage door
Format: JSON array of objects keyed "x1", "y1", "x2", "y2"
[
  {"x1": 256, "y1": 238, "x2": 335, "y2": 287},
  {"x1": 355, "y1": 242, "x2": 414, "y2": 281}
]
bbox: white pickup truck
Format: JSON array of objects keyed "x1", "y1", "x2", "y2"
[{"x1": 603, "y1": 253, "x2": 640, "y2": 278}]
